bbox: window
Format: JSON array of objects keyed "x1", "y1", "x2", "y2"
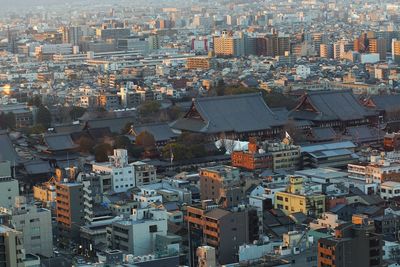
[
  {"x1": 277, "y1": 196, "x2": 284, "y2": 201},
  {"x1": 149, "y1": 225, "x2": 158, "y2": 233}
]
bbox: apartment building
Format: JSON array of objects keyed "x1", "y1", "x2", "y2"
[
  {"x1": 274, "y1": 176, "x2": 326, "y2": 218},
  {"x1": 318, "y1": 215, "x2": 383, "y2": 267}
]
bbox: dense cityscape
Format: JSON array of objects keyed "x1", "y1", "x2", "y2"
[{"x1": 1, "y1": 0, "x2": 400, "y2": 266}]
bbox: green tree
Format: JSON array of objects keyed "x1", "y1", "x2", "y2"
[
  {"x1": 28, "y1": 124, "x2": 46, "y2": 134},
  {"x1": 138, "y1": 101, "x2": 161, "y2": 116},
  {"x1": 135, "y1": 131, "x2": 156, "y2": 149},
  {"x1": 70, "y1": 106, "x2": 87, "y2": 120},
  {"x1": 94, "y1": 143, "x2": 113, "y2": 162},
  {"x1": 114, "y1": 136, "x2": 146, "y2": 158},
  {"x1": 27, "y1": 95, "x2": 42, "y2": 107},
  {"x1": 36, "y1": 105, "x2": 52, "y2": 128},
  {"x1": 162, "y1": 143, "x2": 192, "y2": 161},
  {"x1": 0, "y1": 112, "x2": 16, "y2": 130},
  {"x1": 79, "y1": 136, "x2": 96, "y2": 153}
]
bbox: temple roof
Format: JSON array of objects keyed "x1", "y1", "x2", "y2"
[
  {"x1": 291, "y1": 90, "x2": 376, "y2": 122},
  {"x1": 171, "y1": 93, "x2": 286, "y2": 134}
]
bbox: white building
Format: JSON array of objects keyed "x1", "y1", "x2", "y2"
[
  {"x1": 380, "y1": 181, "x2": 400, "y2": 200},
  {"x1": 92, "y1": 149, "x2": 135, "y2": 193},
  {"x1": 309, "y1": 212, "x2": 344, "y2": 230},
  {"x1": 1, "y1": 196, "x2": 53, "y2": 257},
  {"x1": 107, "y1": 207, "x2": 168, "y2": 256},
  {"x1": 0, "y1": 161, "x2": 19, "y2": 209},
  {"x1": 133, "y1": 189, "x2": 163, "y2": 208},
  {"x1": 296, "y1": 65, "x2": 311, "y2": 79}
]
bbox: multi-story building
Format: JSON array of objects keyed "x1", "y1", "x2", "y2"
[
  {"x1": 274, "y1": 176, "x2": 326, "y2": 217},
  {"x1": 320, "y1": 43, "x2": 334, "y2": 59},
  {"x1": 199, "y1": 165, "x2": 244, "y2": 208},
  {"x1": 365, "y1": 160, "x2": 400, "y2": 184},
  {"x1": 266, "y1": 142, "x2": 301, "y2": 171},
  {"x1": 106, "y1": 207, "x2": 168, "y2": 255},
  {"x1": 1, "y1": 196, "x2": 53, "y2": 257},
  {"x1": 131, "y1": 161, "x2": 157, "y2": 187},
  {"x1": 384, "y1": 132, "x2": 400, "y2": 151},
  {"x1": 92, "y1": 149, "x2": 136, "y2": 193},
  {"x1": 318, "y1": 215, "x2": 383, "y2": 267},
  {"x1": 0, "y1": 225, "x2": 24, "y2": 267},
  {"x1": 213, "y1": 31, "x2": 246, "y2": 57},
  {"x1": 56, "y1": 179, "x2": 84, "y2": 246},
  {"x1": 392, "y1": 39, "x2": 400, "y2": 64},
  {"x1": 61, "y1": 25, "x2": 83, "y2": 46},
  {"x1": 185, "y1": 202, "x2": 257, "y2": 266},
  {"x1": 98, "y1": 92, "x2": 120, "y2": 110},
  {"x1": 231, "y1": 138, "x2": 273, "y2": 170},
  {"x1": 0, "y1": 161, "x2": 19, "y2": 209},
  {"x1": 369, "y1": 38, "x2": 387, "y2": 61},
  {"x1": 380, "y1": 181, "x2": 400, "y2": 200},
  {"x1": 186, "y1": 57, "x2": 213, "y2": 70}
]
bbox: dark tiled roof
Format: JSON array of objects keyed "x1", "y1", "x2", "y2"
[
  {"x1": 0, "y1": 132, "x2": 19, "y2": 163},
  {"x1": 84, "y1": 117, "x2": 136, "y2": 133},
  {"x1": 132, "y1": 122, "x2": 178, "y2": 142},
  {"x1": 310, "y1": 127, "x2": 337, "y2": 141},
  {"x1": 23, "y1": 160, "x2": 52, "y2": 175},
  {"x1": 345, "y1": 125, "x2": 384, "y2": 143},
  {"x1": 292, "y1": 90, "x2": 376, "y2": 122},
  {"x1": 370, "y1": 95, "x2": 400, "y2": 112},
  {"x1": 171, "y1": 93, "x2": 285, "y2": 134},
  {"x1": 44, "y1": 133, "x2": 79, "y2": 151}
]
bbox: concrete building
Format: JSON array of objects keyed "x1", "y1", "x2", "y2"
[
  {"x1": 1, "y1": 197, "x2": 53, "y2": 257},
  {"x1": 131, "y1": 161, "x2": 157, "y2": 187},
  {"x1": 274, "y1": 176, "x2": 325, "y2": 217},
  {"x1": 392, "y1": 39, "x2": 400, "y2": 64},
  {"x1": 380, "y1": 181, "x2": 400, "y2": 200},
  {"x1": 213, "y1": 31, "x2": 246, "y2": 57},
  {"x1": 186, "y1": 57, "x2": 213, "y2": 70},
  {"x1": 369, "y1": 38, "x2": 387, "y2": 61},
  {"x1": 320, "y1": 43, "x2": 334, "y2": 59},
  {"x1": 231, "y1": 138, "x2": 272, "y2": 170},
  {"x1": 92, "y1": 149, "x2": 135, "y2": 193},
  {"x1": 0, "y1": 225, "x2": 24, "y2": 267},
  {"x1": 266, "y1": 142, "x2": 301, "y2": 171},
  {"x1": 0, "y1": 161, "x2": 19, "y2": 209},
  {"x1": 318, "y1": 216, "x2": 383, "y2": 267},
  {"x1": 56, "y1": 180, "x2": 84, "y2": 246},
  {"x1": 186, "y1": 203, "x2": 257, "y2": 266},
  {"x1": 199, "y1": 165, "x2": 243, "y2": 208},
  {"x1": 106, "y1": 207, "x2": 168, "y2": 256}
]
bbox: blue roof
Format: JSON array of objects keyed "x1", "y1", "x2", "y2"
[{"x1": 301, "y1": 141, "x2": 356, "y2": 153}]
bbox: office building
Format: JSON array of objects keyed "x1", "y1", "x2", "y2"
[
  {"x1": 186, "y1": 203, "x2": 257, "y2": 266},
  {"x1": 320, "y1": 43, "x2": 334, "y2": 59},
  {"x1": 199, "y1": 165, "x2": 243, "y2": 208},
  {"x1": 392, "y1": 39, "x2": 400, "y2": 64},
  {"x1": 92, "y1": 149, "x2": 136, "y2": 192},
  {"x1": 131, "y1": 161, "x2": 157, "y2": 187},
  {"x1": 274, "y1": 176, "x2": 326, "y2": 217},
  {"x1": 1, "y1": 197, "x2": 53, "y2": 257},
  {"x1": 106, "y1": 207, "x2": 168, "y2": 255},
  {"x1": 369, "y1": 38, "x2": 387, "y2": 60},
  {"x1": 0, "y1": 161, "x2": 19, "y2": 209},
  {"x1": 56, "y1": 179, "x2": 84, "y2": 246},
  {"x1": 318, "y1": 215, "x2": 383, "y2": 267},
  {"x1": 0, "y1": 225, "x2": 24, "y2": 267}
]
